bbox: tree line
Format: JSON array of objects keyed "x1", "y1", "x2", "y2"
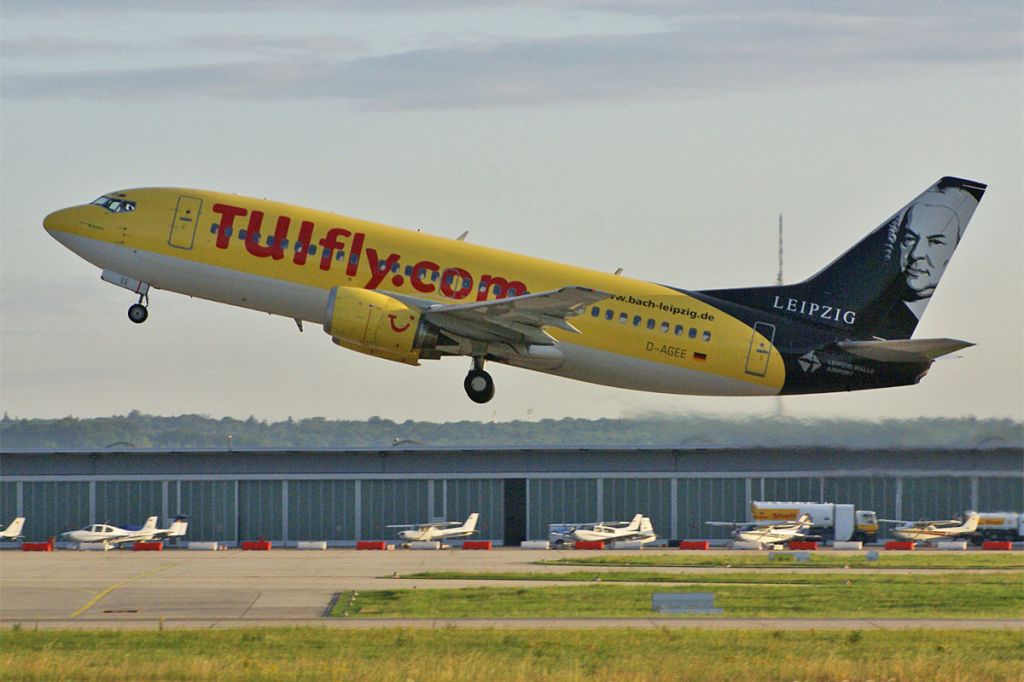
[{"x1": 1, "y1": 412, "x2": 1020, "y2": 450}]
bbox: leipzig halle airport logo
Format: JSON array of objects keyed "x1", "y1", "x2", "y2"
[{"x1": 799, "y1": 351, "x2": 822, "y2": 373}]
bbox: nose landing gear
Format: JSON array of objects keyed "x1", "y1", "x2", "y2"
[
  {"x1": 464, "y1": 358, "x2": 495, "y2": 404},
  {"x1": 127, "y1": 293, "x2": 149, "y2": 324}
]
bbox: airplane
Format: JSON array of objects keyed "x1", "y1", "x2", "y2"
[
  {"x1": 63, "y1": 515, "x2": 189, "y2": 549},
  {"x1": 0, "y1": 517, "x2": 26, "y2": 541},
  {"x1": 387, "y1": 513, "x2": 479, "y2": 542},
  {"x1": 707, "y1": 514, "x2": 815, "y2": 545},
  {"x1": 880, "y1": 512, "x2": 979, "y2": 543},
  {"x1": 43, "y1": 176, "x2": 984, "y2": 403},
  {"x1": 550, "y1": 514, "x2": 657, "y2": 546}
]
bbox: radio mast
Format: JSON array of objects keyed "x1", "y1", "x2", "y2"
[{"x1": 775, "y1": 214, "x2": 785, "y2": 418}]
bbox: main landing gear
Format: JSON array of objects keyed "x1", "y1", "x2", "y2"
[
  {"x1": 127, "y1": 293, "x2": 149, "y2": 324},
  {"x1": 464, "y1": 358, "x2": 495, "y2": 404}
]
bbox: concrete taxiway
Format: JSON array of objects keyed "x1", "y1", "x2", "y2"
[{"x1": 1, "y1": 548, "x2": 1020, "y2": 629}]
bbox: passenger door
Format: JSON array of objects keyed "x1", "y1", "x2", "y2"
[
  {"x1": 744, "y1": 321, "x2": 776, "y2": 377},
  {"x1": 168, "y1": 195, "x2": 203, "y2": 249}
]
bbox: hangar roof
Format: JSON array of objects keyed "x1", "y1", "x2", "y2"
[{"x1": 1, "y1": 447, "x2": 1020, "y2": 478}]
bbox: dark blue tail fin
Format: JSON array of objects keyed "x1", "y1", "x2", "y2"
[{"x1": 698, "y1": 177, "x2": 985, "y2": 339}]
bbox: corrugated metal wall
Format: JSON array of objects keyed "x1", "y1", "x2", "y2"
[
  {"x1": 527, "y1": 478, "x2": 599, "y2": 539},
  {"x1": 22, "y1": 482, "x2": 90, "y2": 540},
  {"x1": 5, "y1": 473, "x2": 1022, "y2": 544},
  {"x1": 288, "y1": 479, "x2": 356, "y2": 541},
  {"x1": 979, "y1": 475, "x2": 1024, "y2": 511}
]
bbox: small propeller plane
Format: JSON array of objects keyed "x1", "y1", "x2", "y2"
[
  {"x1": 63, "y1": 515, "x2": 189, "y2": 549},
  {"x1": 880, "y1": 512, "x2": 979, "y2": 542},
  {"x1": 387, "y1": 513, "x2": 479, "y2": 543},
  {"x1": 707, "y1": 514, "x2": 815, "y2": 545},
  {"x1": 548, "y1": 514, "x2": 657, "y2": 546},
  {"x1": 0, "y1": 517, "x2": 26, "y2": 541}
]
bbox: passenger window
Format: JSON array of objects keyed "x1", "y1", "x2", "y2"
[
  {"x1": 336, "y1": 250, "x2": 345, "y2": 261},
  {"x1": 267, "y1": 236, "x2": 275, "y2": 246},
  {"x1": 633, "y1": 315, "x2": 642, "y2": 327},
  {"x1": 703, "y1": 330, "x2": 712, "y2": 342},
  {"x1": 688, "y1": 328, "x2": 697, "y2": 339},
  {"x1": 646, "y1": 318, "x2": 655, "y2": 330},
  {"x1": 591, "y1": 307, "x2": 600, "y2": 317},
  {"x1": 296, "y1": 242, "x2": 306, "y2": 252},
  {"x1": 308, "y1": 245, "x2": 317, "y2": 255},
  {"x1": 619, "y1": 312, "x2": 627, "y2": 324},
  {"x1": 605, "y1": 309, "x2": 614, "y2": 321},
  {"x1": 405, "y1": 265, "x2": 413, "y2": 276},
  {"x1": 350, "y1": 254, "x2": 359, "y2": 264},
  {"x1": 392, "y1": 263, "x2": 400, "y2": 273},
  {"x1": 225, "y1": 227, "x2": 233, "y2": 237},
  {"x1": 674, "y1": 324, "x2": 683, "y2": 336},
  {"x1": 209, "y1": 224, "x2": 218, "y2": 234},
  {"x1": 239, "y1": 230, "x2": 248, "y2": 240},
  {"x1": 661, "y1": 321, "x2": 670, "y2": 333}
]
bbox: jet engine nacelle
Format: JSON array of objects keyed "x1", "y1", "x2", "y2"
[{"x1": 323, "y1": 286, "x2": 438, "y2": 366}]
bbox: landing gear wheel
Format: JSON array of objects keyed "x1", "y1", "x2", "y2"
[
  {"x1": 464, "y1": 369, "x2": 495, "y2": 404},
  {"x1": 128, "y1": 303, "x2": 149, "y2": 324}
]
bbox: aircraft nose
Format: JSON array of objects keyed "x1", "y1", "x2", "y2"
[{"x1": 43, "y1": 207, "x2": 80, "y2": 236}]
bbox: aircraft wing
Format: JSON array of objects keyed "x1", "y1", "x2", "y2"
[
  {"x1": 422, "y1": 286, "x2": 612, "y2": 346},
  {"x1": 836, "y1": 338, "x2": 974, "y2": 363}
]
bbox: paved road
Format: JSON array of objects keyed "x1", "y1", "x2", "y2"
[{"x1": 1, "y1": 548, "x2": 1019, "y2": 629}]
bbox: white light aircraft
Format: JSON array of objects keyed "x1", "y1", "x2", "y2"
[
  {"x1": 0, "y1": 517, "x2": 26, "y2": 541},
  {"x1": 63, "y1": 515, "x2": 189, "y2": 549},
  {"x1": 387, "y1": 513, "x2": 479, "y2": 542},
  {"x1": 880, "y1": 512, "x2": 979, "y2": 542},
  {"x1": 550, "y1": 514, "x2": 657, "y2": 545},
  {"x1": 707, "y1": 514, "x2": 814, "y2": 544}
]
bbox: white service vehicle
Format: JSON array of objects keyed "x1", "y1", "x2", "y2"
[
  {"x1": 387, "y1": 513, "x2": 479, "y2": 543},
  {"x1": 969, "y1": 512, "x2": 1024, "y2": 544},
  {"x1": 0, "y1": 517, "x2": 25, "y2": 541},
  {"x1": 751, "y1": 501, "x2": 878, "y2": 543},
  {"x1": 548, "y1": 514, "x2": 656, "y2": 546}
]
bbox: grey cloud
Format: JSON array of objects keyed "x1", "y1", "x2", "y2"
[{"x1": 4, "y1": 12, "x2": 1020, "y2": 110}]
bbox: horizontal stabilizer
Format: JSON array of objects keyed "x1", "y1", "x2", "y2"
[{"x1": 837, "y1": 338, "x2": 974, "y2": 363}]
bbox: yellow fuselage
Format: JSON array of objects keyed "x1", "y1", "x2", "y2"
[{"x1": 43, "y1": 188, "x2": 785, "y2": 396}]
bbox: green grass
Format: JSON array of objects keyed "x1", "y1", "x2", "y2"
[
  {"x1": 331, "y1": 571, "x2": 1023, "y2": 619},
  {"x1": 2, "y1": 628, "x2": 1022, "y2": 681},
  {"x1": 537, "y1": 551, "x2": 1024, "y2": 570}
]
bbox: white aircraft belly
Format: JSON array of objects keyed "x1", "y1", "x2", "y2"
[
  {"x1": 53, "y1": 232, "x2": 327, "y2": 323},
  {"x1": 546, "y1": 342, "x2": 779, "y2": 397}
]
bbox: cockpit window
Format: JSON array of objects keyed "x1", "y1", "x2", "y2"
[{"x1": 91, "y1": 195, "x2": 136, "y2": 213}]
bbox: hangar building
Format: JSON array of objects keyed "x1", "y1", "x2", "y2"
[{"x1": 1, "y1": 447, "x2": 1021, "y2": 545}]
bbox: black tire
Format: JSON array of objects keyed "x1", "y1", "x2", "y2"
[
  {"x1": 464, "y1": 369, "x2": 495, "y2": 404},
  {"x1": 128, "y1": 303, "x2": 149, "y2": 324}
]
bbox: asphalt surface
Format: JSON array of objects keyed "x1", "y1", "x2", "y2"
[{"x1": 1, "y1": 548, "x2": 1020, "y2": 630}]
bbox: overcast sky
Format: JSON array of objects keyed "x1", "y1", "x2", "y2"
[{"x1": 1, "y1": 2, "x2": 1021, "y2": 422}]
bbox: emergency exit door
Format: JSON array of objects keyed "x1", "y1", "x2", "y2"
[
  {"x1": 744, "y1": 321, "x2": 776, "y2": 377},
  {"x1": 168, "y1": 195, "x2": 203, "y2": 249}
]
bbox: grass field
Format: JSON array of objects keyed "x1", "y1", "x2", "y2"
[
  {"x1": 332, "y1": 571, "x2": 1022, "y2": 619},
  {"x1": 2, "y1": 628, "x2": 1021, "y2": 681},
  {"x1": 538, "y1": 551, "x2": 1024, "y2": 570}
]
